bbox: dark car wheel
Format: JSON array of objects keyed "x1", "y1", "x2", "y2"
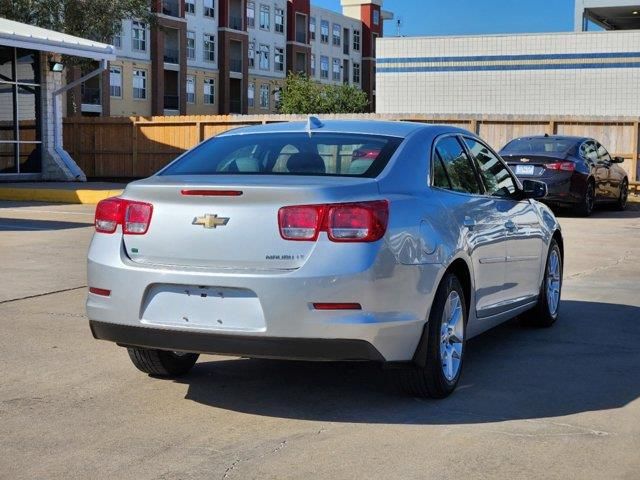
[
  {"x1": 521, "y1": 239, "x2": 562, "y2": 328},
  {"x1": 127, "y1": 347, "x2": 199, "y2": 376},
  {"x1": 396, "y1": 273, "x2": 467, "y2": 399},
  {"x1": 575, "y1": 181, "x2": 595, "y2": 217},
  {"x1": 616, "y1": 179, "x2": 628, "y2": 211}
]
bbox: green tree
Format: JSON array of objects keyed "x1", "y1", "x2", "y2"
[{"x1": 279, "y1": 72, "x2": 369, "y2": 114}]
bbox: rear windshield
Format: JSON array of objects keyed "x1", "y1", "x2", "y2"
[
  {"x1": 501, "y1": 138, "x2": 575, "y2": 155},
  {"x1": 160, "y1": 132, "x2": 402, "y2": 177}
]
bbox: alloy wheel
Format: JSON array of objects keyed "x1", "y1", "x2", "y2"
[
  {"x1": 440, "y1": 291, "x2": 464, "y2": 381},
  {"x1": 546, "y1": 249, "x2": 562, "y2": 316}
]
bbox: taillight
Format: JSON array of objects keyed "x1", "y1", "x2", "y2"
[
  {"x1": 95, "y1": 197, "x2": 153, "y2": 235},
  {"x1": 545, "y1": 162, "x2": 575, "y2": 172},
  {"x1": 278, "y1": 200, "x2": 388, "y2": 243}
]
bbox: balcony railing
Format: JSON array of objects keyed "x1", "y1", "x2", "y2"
[
  {"x1": 229, "y1": 15, "x2": 243, "y2": 30},
  {"x1": 229, "y1": 58, "x2": 242, "y2": 73},
  {"x1": 296, "y1": 31, "x2": 306, "y2": 43},
  {"x1": 230, "y1": 99, "x2": 242, "y2": 113},
  {"x1": 81, "y1": 86, "x2": 101, "y2": 105},
  {"x1": 343, "y1": 44, "x2": 349, "y2": 55},
  {"x1": 162, "y1": 0, "x2": 180, "y2": 17},
  {"x1": 164, "y1": 48, "x2": 179, "y2": 64},
  {"x1": 164, "y1": 95, "x2": 179, "y2": 110}
]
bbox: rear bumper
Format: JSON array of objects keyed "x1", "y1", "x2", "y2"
[
  {"x1": 90, "y1": 320, "x2": 385, "y2": 361},
  {"x1": 515, "y1": 172, "x2": 586, "y2": 206}
]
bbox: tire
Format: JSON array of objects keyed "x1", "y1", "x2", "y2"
[
  {"x1": 616, "y1": 179, "x2": 629, "y2": 211},
  {"x1": 396, "y1": 273, "x2": 467, "y2": 399},
  {"x1": 521, "y1": 239, "x2": 562, "y2": 328},
  {"x1": 575, "y1": 181, "x2": 595, "y2": 217},
  {"x1": 127, "y1": 347, "x2": 199, "y2": 376}
]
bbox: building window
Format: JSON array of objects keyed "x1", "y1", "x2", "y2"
[
  {"x1": 260, "y1": 4, "x2": 270, "y2": 30},
  {"x1": 310, "y1": 53, "x2": 315, "y2": 76},
  {"x1": 373, "y1": 9, "x2": 380, "y2": 25},
  {"x1": 186, "y1": 75, "x2": 195, "y2": 103},
  {"x1": 248, "y1": 42, "x2": 255, "y2": 68},
  {"x1": 320, "y1": 55, "x2": 329, "y2": 79},
  {"x1": 204, "y1": 78, "x2": 215, "y2": 104},
  {"x1": 309, "y1": 17, "x2": 316, "y2": 41},
  {"x1": 204, "y1": 0, "x2": 214, "y2": 18},
  {"x1": 259, "y1": 44, "x2": 269, "y2": 70},
  {"x1": 320, "y1": 20, "x2": 329, "y2": 43},
  {"x1": 260, "y1": 83, "x2": 269, "y2": 109},
  {"x1": 248, "y1": 82, "x2": 255, "y2": 107},
  {"x1": 275, "y1": 8, "x2": 284, "y2": 33},
  {"x1": 185, "y1": 0, "x2": 195, "y2": 14},
  {"x1": 187, "y1": 31, "x2": 195, "y2": 59},
  {"x1": 133, "y1": 69, "x2": 146, "y2": 99},
  {"x1": 332, "y1": 58, "x2": 341, "y2": 81},
  {"x1": 275, "y1": 47, "x2": 284, "y2": 72},
  {"x1": 132, "y1": 21, "x2": 146, "y2": 51},
  {"x1": 332, "y1": 24, "x2": 341, "y2": 46},
  {"x1": 353, "y1": 62, "x2": 360, "y2": 84},
  {"x1": 112, "y1": 24, "x2": 122, "y2": 48},
  {"x1": 203, "y1": 34, "x2": 215, "y2": 62},
  {"x1": 353, "y1": 29, "x2": 360, "y2": 52},
  {"x1": 247, "y1": 1, "x2": 255, "y2": 28},
  {"x1": 109, "y1": 67, "x2": 122, "y2": 97}
]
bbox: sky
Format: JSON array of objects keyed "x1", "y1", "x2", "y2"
[{"x1": 312, "y1": 0, "x2": 577, "y2": 37}]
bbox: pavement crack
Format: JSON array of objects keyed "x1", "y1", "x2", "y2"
[
  {"x1": 565, "y1": 250, "x2": 634, "y2": 280},
  {"x1": 221, "y1": 439, "x2": 288, "y2": 479},
  {"x1": 0, "y1": 286, "x2": 86, "y2": 305}
]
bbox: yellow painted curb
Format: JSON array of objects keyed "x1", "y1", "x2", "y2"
[{"x1": 0, "y1": 188, "x2": 124, "y2": 204}]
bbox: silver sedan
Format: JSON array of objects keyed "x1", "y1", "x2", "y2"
[{"x1": 87, "y1": 119, "x2": 563, "y2": 398}]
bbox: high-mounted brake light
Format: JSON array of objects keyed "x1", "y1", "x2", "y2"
[
  {"x1": 545, "y1": 162, "x2": 575, "y2": 172},
  {"x1": 313, "y1": 303, "x2": 362, "y2": 310},
  {"x1": 278, "y1": 200, "x2": 388, "y2": 243},
  {"x1": 181, "y1": 189, "x2": 243, "y2": 196},
  {"x1": 95, "y1": 198, "x2": 153, "y2": 235}
]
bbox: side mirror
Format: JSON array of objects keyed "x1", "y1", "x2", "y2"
[
  {"x1": 521, "y1": 179, "x2": 547, "y2": 200},
  {"x1": 612, "y1": 156, "x2": 625, "y2": 164}
]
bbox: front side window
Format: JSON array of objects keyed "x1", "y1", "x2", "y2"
[
  {"x1": 464, "y1": 138, "x2": 517, "y2": 198},
  {"x1": 204, "y1": 0, "x2": 214, "y2": 18},
  {"x1": 187, "y1": 31, "x2": 195, "y2": 59},
  {"x1": 275, "y1": 8, "x2": 284, "y2": 33},
  {"x1": 320, "y1": 20, "x2": 329, "y2": 43},
  {"x1": 203, "y1": 34, "x2": 215, "y2": 62},
  {"x1": 259, "y1": 44, "x2": 270, "y2": 70},
  {"x1": 579, "y1": 141, "x2": 599, "y2": 163},
  {"x1": 320, "y1": 56, "x2": 329, "y2": 79},
  {"x1": 596, "y1": 142, "x2": 612, "y2": 163},
  {"x1": 310, "y1": 17, "x2": 316, "y2": 40},
  {"x1": 433, "y1": 136, "x2": 481, "y2": 194},
  {"x1": 332, "y1": 24, "x2": 341, "y2": 46},
  {"x1": 247, "y1": 1, "x2": 255, "y2": 27},
  {"x1": 109, "y1": 67, "x2": 122, "y2": 97},
  {"x1": 248, "y1": 82, "x2": 255, "y2": 107},
  {"x1": 260, "y1": 5, "x2": 270, "y2": 29},
  {"x1": 204, "y1": 78, "x2": 215, "y2": 104},
  {"x1": 161, "y1": 133, "x2": 402, "y2": 177},
  {"x1": 185, "y1": 0, "x2": 195, "y2": 14},
  {"x1": 275, "y1": 47, "x2": 284, "y2": 72},
  {"x1": 332, "y1": 58, "x2": 341, "y2": 81},
  {"x1": 133, "y1": 69, "x2": 146, "y2": 99},
  {"x1": 353, "y1": 29, "x2": 360, "y2": 51},
  {"x1": 260, "y1": 84, "x2": 269, "y2": 109},
  {"x1": 248, "y1": 42, "x2": 255, "y2": 68},
  {"x1": 132, "y1": 21, "x2": 146, "y2": 51},
  {"x1": 186, "y1": 75, "x2": 195, "y2": 103}
]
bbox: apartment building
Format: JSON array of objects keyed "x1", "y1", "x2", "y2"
[{"x1": 71, "y1": 0, "x2": 390, "y2": 117}]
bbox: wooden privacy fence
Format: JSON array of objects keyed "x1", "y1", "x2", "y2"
[{"x1": 63, "y1": 114, "x2": 640, "y2": 181}]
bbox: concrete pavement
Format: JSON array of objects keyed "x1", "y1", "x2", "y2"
[{"x1": 1, "y1": 201, "x2": 639, "y2": 479}]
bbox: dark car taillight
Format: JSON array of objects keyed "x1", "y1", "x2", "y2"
[
  {"x1": 278, "y1": 200, "x2": 389, "y2": 243},
  {"x1": 545, "y1": 162, "x2": 575, "y2": 172},
  {"x1": 95, "y1": 197, "x2": 153, "y2": 235}
]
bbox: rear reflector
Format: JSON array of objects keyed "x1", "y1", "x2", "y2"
[
  {"x1": 278, "y1": 200, "x2": 388, "y2": 243},
  {"x1": 89, "y1": 287, "x2": 111, "y2": 297},
  {"x1": 95, "y1": 197, "x2": 153, "y2": 235},
  {"x1": 313, "y1": 303, "x2": 362, "y2": 310},
  {"x1": 545, "y1": 162, "x2": 576, "y2": 172},
  {"x1": 181, "y1": 189, "x2": 243, "y2": 196}
]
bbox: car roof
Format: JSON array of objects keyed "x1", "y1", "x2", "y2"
[{"x1": 218, "y1": 119, "x2": 470, "y2": 139}]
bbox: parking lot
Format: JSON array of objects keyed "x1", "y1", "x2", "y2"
[{"x1": 1, "y1": 200, "x2": 640, "y2": 479}]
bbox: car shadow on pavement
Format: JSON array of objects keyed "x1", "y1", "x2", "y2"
[
  {"x1": 176, "y1": 300, "x2": 640, "y2": 425},
  {"x1": 0, "y1": 217, "x2": 93, "y2": 231}
]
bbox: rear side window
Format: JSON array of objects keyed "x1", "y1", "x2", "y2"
[
  {"x1": 161, "y1": 133, "x2": 402, "y2": 178},
  {"x1": 463, "y1": 138, "x2": 517, "y2": 198},
  {"x1": 432, "y1": 136, "x2": 481, "y2": 194}
]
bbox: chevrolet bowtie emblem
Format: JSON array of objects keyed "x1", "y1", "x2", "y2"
[
  {"x1": 192, "y1": 214, "x2": 230, "y2": 229},
  {"x1": 521, "y1": 158, "x2": 531, "y2": 162}
]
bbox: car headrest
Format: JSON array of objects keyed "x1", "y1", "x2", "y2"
[{"x1": 286, "y1": 152, "x2": 326, "y2": 174}]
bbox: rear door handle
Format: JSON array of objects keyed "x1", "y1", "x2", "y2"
[{"x1": 505, "y1": 220, "x2": 517, "y2": 231}]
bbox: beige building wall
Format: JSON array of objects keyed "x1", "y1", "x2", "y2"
[
  {"x1": 109, "y1": 60, "x2": 153, "y2": 117},
  {"x1": 247, "y1": 75, "x2": 284, "y2": 114},
  {"x1": 186, "y1": 69, "x2": 220, "y2": 115}
]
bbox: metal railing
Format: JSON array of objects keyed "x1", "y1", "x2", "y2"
[
  {"x1": 162, "y1": 0, "x2": 180, "y2": 17},
  {"x1": 81, "y1": 86, "x2": 101, "y2": 105},
  {"x1": 164, "y1": 95, "x2": 179, "y2": 110},
  {"x1": 296, "y1": 31, "x2": 306, "y2": 43},
  {"x1": 164, "y1": 48, "x2": 179, "y2": 64},
  {"x1": 229, "y1": 58, "x2": 242, "y2": 73},
  {"x1": 229, "y1": 15, "x2": 243, "y2": 30},
  {"x1": 230, "y1": 99, "x2": 242, "y2": 113}
]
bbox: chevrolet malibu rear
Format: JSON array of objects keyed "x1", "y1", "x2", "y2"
[{"x1": 87, "y1": 120, "x2": 563, "y2": 399}]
